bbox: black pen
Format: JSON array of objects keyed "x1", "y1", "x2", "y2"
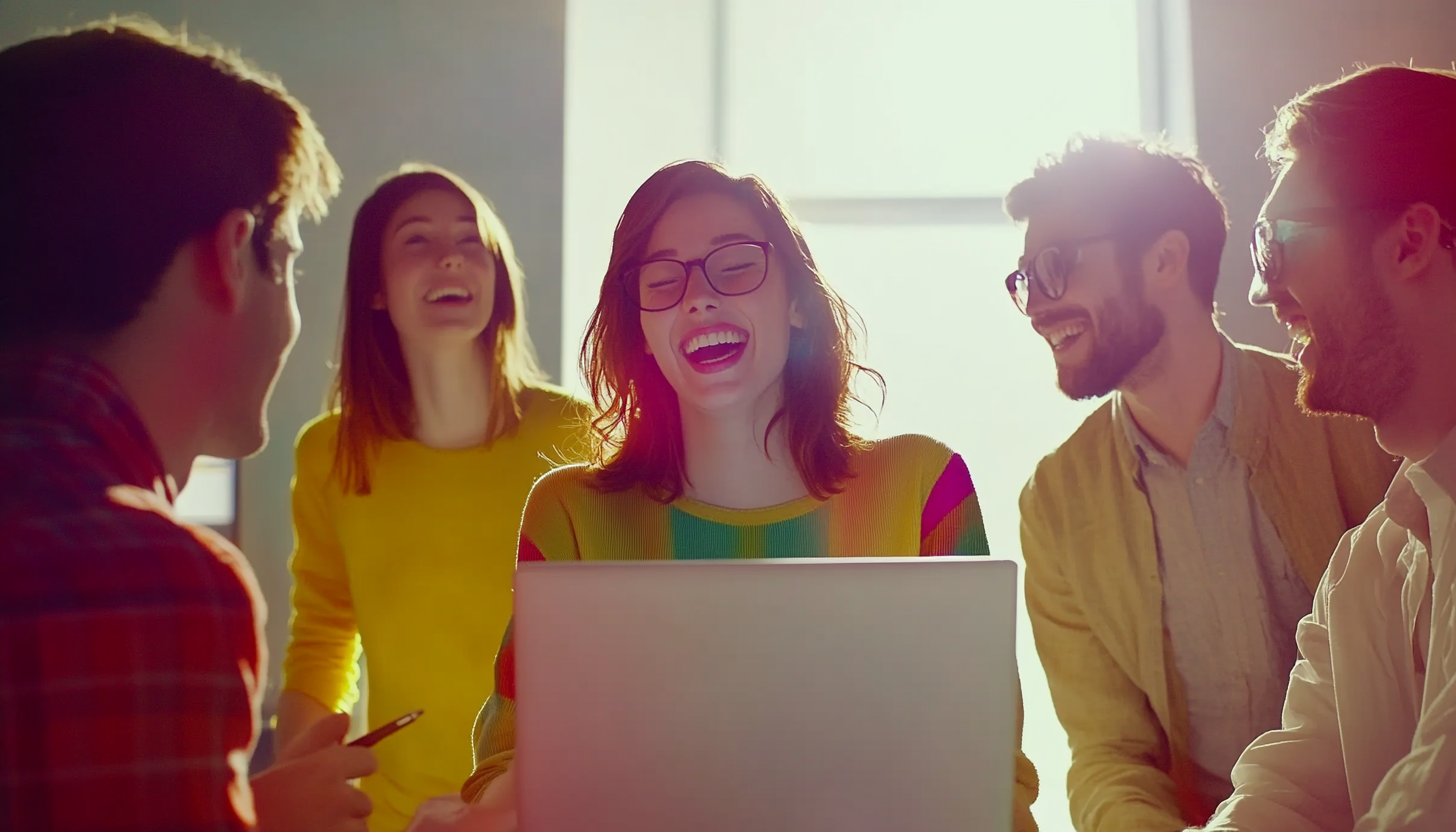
[{"x1": 347, "y1": 709, "x2": 423, "y2": 748}]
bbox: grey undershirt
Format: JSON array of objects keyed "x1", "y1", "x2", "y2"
[{"x1": 1113, "y1": 338, "x2": 1314, "y2": 809}]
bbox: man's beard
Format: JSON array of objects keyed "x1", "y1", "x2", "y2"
[
  {"x1": 1297, "y1": 266, "x2": 1413, "y2": 421},
  {"x1": 1057, "y1": 279, "x2": 1167, "y2": 401}
]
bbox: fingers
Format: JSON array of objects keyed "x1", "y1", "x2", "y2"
[
  {"x1": 344, "y1": 785, "x2": 374, "y2": 819},
  {"x1": 475, "y1": 765, "x2": 516, "y2": 812},
  {"x1": 281, "y1": 710, "x2": 352, "y2": 760},
  {"x1": 334, "y1": 744, "x2": 379, "y2": 780}
]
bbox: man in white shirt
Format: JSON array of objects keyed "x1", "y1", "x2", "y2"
[{"x1": 1196, "y1": 64, "x2": 1456, "y2": 831}]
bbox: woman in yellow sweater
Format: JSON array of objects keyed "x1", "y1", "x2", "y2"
[
  {"x1": 277, "y1": 164, "x2": 588, "y2": 830},
  {"x1": 458, "y1": 160, "x2": 1040, "y2": 831}
]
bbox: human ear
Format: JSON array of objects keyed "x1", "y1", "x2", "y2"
[
  {"x1": 1387, "y1": 203, "x2": 1447, "y2": 282},
  {"x1": 789, "y1": 298, "x2": 805, "y2": 329},
  {"x1": 1142, "y1": 229, "x2": 1191, "y2": 292},
  {"x1": 199, "y1": 208, "x2": 257, "y2": 313}
]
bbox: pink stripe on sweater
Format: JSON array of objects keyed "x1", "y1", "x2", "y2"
[{"x1": 921, "y1": 453, "x2": 974, "y2": 540}]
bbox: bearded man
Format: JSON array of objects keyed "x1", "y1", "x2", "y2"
[
  {"x1": 1004, "y1": 137, "x2": 1396, "y2": 832},
  {"x1": 1196, "y1": 64, "x2": 1456, "y2": 832}
]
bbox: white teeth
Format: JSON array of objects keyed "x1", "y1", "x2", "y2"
[
  {"x1": 683, "y1": 329, "x2": 746, "y2": 355},
  {"x1": 425, "y1": 286, "x2": 471, "y2": 303},
  {"x1": 1045, "y1": 322, "x2": 1087, "y2": 349}
]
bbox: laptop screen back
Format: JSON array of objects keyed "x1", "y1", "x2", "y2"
[{"x1": 514, "y1": 557, "x2": 1018, "y2": 832}]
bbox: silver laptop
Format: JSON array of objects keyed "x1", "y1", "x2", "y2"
[{"x1": 513, "y1": 557, "x2": 1018, "y2": 832}]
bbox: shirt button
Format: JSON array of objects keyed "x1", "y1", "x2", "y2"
[{"x1": 1195, "y1": 477, "x2": 1205, "y2": 485}]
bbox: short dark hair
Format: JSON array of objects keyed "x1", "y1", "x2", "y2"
[
  {"x1": 1265, "y1": 65, "x2": 1456, "y2": 221},
  {"x1": 1004, "y1": 136, "x2": 1229, "y2": 308},
  {"x1": 0, "y1": 16, "x2": 341, "y2": 347}
]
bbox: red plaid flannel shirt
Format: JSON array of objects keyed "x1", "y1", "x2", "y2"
[{"x1": 0, "y1": 352, "x2": 265, "y2": 831}]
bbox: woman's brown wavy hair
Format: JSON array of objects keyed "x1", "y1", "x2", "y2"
[
  {"x1": 329, "y1": 163, "x2": 545, "y2": 494},
  {"x1": 583, "y1": 160, "x2": 882, "y2": 502}
]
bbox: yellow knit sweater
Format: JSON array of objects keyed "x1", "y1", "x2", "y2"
[{"x1": 281, "y1": 386, "x2": 589, "y2": 831}]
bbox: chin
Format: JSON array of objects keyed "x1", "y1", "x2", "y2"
[{"x1": 207, "y1": 419, "x2": 270, "y2": 461}]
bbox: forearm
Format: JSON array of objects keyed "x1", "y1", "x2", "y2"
[
  {"x1": 274, "y1": 689, "x2": 334, "y2": 757},
  {"x1": 1067, "y1": 754, "x2": 1187, "y2": 832}
]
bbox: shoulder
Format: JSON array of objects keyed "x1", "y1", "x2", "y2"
[
  {"x1": 520, "y1": 384, "x2": 593, "y2": 423},
  {"x1": 1, "y1": 487, "x2": 258, "y2": 622},
  {"x1": 859, "y1": 433, "x2": 953, "y2": 469},
  {"x1": 1027, "y1": 399, "x2": 1117, "y2": 489},
  {"x1": 1233, "y1": 342, "x2": 1303, "y2": 400},
  {"x1": 853, "y1": 433, "x2": 966, "y2": 498},
  {"x1": 295, "y1": 411, "x2": 342, "y2": 461},
  {"x1": 1320, "y1": 499, "x2": 1397, "y2": 595},
  {"x1": 523, "y1": 462, "x2": 598, "y2": 508},
  {"x1": 0, "y1": 415, "x2": 98, "y2": 519}
]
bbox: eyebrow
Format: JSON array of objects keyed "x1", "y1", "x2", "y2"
[
  {"x1": 391, "y1": 214, "x2": 478, "y2": 235},
  {"x1": 642, "y1": 232, "x2": 755, "y2": 261}
]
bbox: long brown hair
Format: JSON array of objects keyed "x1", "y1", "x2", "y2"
[
  {"x1": 330, "y1": 163, "x2": 545, "y2": 494},
  {"x1": 583, "y1": 160, "x2": 882, "y2": 502}
]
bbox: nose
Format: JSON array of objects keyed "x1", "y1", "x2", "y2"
[
  {"x1": 682, "y1": 263, "x2": 718, "y2": 314},
  {"x1": 440, "y1": 253, "x2": 465, "y2": 272},
  {"x1": 1023, "y1": 278, "x2": 1054, "y2": 316},
  {"x1": 1249, "y1": 270, "x2": 1274, "y2": 307}
]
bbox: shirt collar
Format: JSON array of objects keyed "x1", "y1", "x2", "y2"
[
  {"x1": 0, "y1": 350, "x2": 173, "y2": 498},
  {"x1": 1406, "y1": 424, "x2": 1456, "y2": 512}
]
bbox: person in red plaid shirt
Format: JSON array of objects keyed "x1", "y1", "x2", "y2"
[{"x1": 0, "y1": 17, "x2": 376, "y2": 832}]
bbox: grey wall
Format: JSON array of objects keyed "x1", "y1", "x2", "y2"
[
  {"x1": 1188, "y1": 0, "x2": 1456, "y2": 352},
  {"x1": 0, "y1": 0, "x2": 567, "y2": 714}
]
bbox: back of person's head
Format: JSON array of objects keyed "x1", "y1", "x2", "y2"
[
  {"x1": 330, "y1": 163, "x2": 545, "y2": 494},
  {"x1": 1265, "y1": 65, "x2": 1456, "y2": 223},
  {"x1": 583, "y1": 159, "x2": 879, "y2": 502},
  {"x1": 0, "y1": 16, "x2": 340, "y2": 349},
  {"x1": 1004, "y1": 136, "x2": 1230, "y2": 309}
]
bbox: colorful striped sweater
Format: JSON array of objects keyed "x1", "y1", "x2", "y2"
[{"x1": 461, "y1": 433, "x2": 1040, "y2": 826}]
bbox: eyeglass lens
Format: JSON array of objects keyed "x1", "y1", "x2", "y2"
[
  {"x1": 635, "y1": 242, "x2": 769, "y2": 311},
  {"x1": 1251, "y1": 221, "x2": 1280, "y2": 284}
]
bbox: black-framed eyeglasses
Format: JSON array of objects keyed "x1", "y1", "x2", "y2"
[
  {"x1": 1251, "y1": 204, "x2": 1456, "y2": 288},
  {"x1": 621, "y1": 240, "x2": 774, "y2": 312},
  {"x1": 1005, "y1": 234, "x2": 1114, "y2": 315}
]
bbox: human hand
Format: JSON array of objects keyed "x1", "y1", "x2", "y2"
[
  {"x1": 403, "y1": 790, "x2": 516, "y2": 832},
  {"x1": 252, "y1": 711, "x2": 377, "y2": 832}
]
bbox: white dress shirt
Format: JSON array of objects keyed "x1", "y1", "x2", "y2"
[{"x1": 1201, "y1": 426, "x2": 1456, "y2": 831}]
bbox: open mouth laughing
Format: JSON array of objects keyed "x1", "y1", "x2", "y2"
[
  {"x1": 1284, "y1": 315, "x2": 1314, "y2": 364},
  {"x1": 424, "y1": 285, "x2": 473, "y2": 306},
  {"x1": 1039, "y1": 319, "x2": 1089, "y2": 354},
  {"x1": 679, "y1": 325, "x2": 748, "y2": 373}
]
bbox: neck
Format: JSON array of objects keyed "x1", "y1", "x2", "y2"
[
  {"x1": 1119, "y1": 313, "x2": 1224, "y2": 466},
  {"x1": 402, "y1": 335, "x2": 494, "y2": 449},
  {"x1": 1373, "y1": 334, "x2": 1456, "y2": 462},
  {"x1": 678, "y1": 381, "x2": 809, "y2": 509},
  {"x1": 87, "y1": 327, "x2": 208, "y2": 492}
]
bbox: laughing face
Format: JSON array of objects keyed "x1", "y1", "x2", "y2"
[
  {"x1": 638, "y1": 192, "x2": 803, "y2": 418},
  {"x1": 1022, "y1": 212, "x2": 1166, "y2": 400},
  {"x1": 1249, "y1": 158, "x2": 1414, "y2": 420},
  {"x1": 377, "y1": 188, "x2": 497, "y2": 347}
]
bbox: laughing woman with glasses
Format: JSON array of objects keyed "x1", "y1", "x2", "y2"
[{"x1": 457, "y1": 160, "x2": 1040, "y2": 830}]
